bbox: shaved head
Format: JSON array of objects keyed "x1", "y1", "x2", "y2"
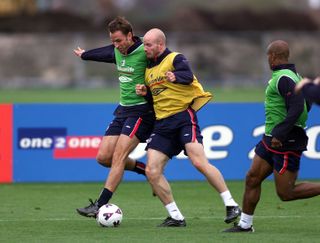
[
  {"x1": 143, "y1": 28, "x2": 167, "y2": 59},
  {"x1": 144, "y1": 28, "x2": 166, "y2": 45},
  {"x1": 267, "y1": 40, "x2": 290, "y2": 69},
  {"x1": 267, "y1": 40, "x2": 290, "y2": 60}
]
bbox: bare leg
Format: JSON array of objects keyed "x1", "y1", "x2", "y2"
[
  {"x1": 96, "y1": 136, "x2": 118, "y2": 167},
  {"x1": 104, "y1": 134, "x2": 140, "y2": 192},
  {"x1": 222, "y1": 154, "x2": 273, "y2": 230},
  {"x1": 76, "y1": 135, "x2": 142, "y2": 217},
  {"x1": 274, "y1": 169, "x2": 320, "y2": 201},
  {"x1": 146, "y1": 149, "x2": 173, "y2": 205},
  {"x1": 96, "y1": 135, "x2": 141, "y2": 171},
  {"x1": 186, "y1": 142, "x2": 241, "y2": 223},
  {"x1": 146, "y1": 149, "x2": 185, "y2": 224},
  {"x1": 185, "y1": 143, "x2": 228, "y2": 193},
  {"x1": 242, "y1": 154, "x2": 273, "y2": 215}
]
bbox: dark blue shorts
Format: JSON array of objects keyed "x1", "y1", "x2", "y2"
[
  {"x1": 146, "y1": 108, "x2": 203, "y2": 158},
  {"x1": 104, "y1": 113, "x2": 154, "y2": 142},
  {"x1": 255, "y1": 140, "x2": 302, "y2": 174}
]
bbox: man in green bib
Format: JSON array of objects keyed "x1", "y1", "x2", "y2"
[
  {"x1": 73, "y1": 16, "x2": 154, "y2": 217},
  {"x1": 224, "y1": 40, "x2": 320, "y2": 233}
]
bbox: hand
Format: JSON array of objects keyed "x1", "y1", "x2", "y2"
[
  {"x1": 271, "y1": 137, "x2": 282, "y2": 148},
  {"x1": 73, "y1": 46, "x2": 85, "y2": 57},
  {"x1": 136, "y1": 84, "x2": 147, "y2": 96},
  {"x1": 165, "y1": 71, "x2": 176, "y2": 82},
  {"x1": 314, "y1": 77, "x2": 320, "y2": 85},
  {"x1": 295, "y1": 78, "x2": 312, "y2": 94}
]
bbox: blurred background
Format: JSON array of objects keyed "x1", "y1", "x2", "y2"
[{"x1": 0, "y1": 0, "x2": 320, "y2": 90}]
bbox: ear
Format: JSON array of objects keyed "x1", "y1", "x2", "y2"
[
  {"x1": 127, "y1": 32, "x2": 133, "y2": 40},
  {"x1": 270, "y1": 53, "x2": 276, "y2": 65}
]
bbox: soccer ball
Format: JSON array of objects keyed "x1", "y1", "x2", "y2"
[{"x1": 96, "y1": 203, "x2": 123, "y2": 227}]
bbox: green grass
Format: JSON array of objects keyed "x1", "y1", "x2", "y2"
[
  {"x1": 1, "y1": 181, "x2": 319, "y2": 243},
  {"x1": 0, "y1": 87, "x2": 265, "y2": 103}
]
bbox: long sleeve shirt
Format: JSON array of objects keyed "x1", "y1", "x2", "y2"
[
  {"x1": 147, "y1": 48, "x2": 194, "y2": 84},
  {"x1": 302, "y1": 82, "x2": 320, "y2": 105},
  {"x1": 263, "y1": 64, "x2": 308, "y2": 151},
  {"x1": 80, "y1": 37, "x2": 154, "y2": 118}
]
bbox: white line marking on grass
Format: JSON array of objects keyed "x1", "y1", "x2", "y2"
[{"x1": 0, "y1": 215, "x2": 317, "y2": 222}]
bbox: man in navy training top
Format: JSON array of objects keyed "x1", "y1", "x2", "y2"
[
  {"x1": 73, "y1": 16, "x2": 154, "y2": 217},
  {"x1": 224, "y1": 40, "x2": 320, "y2": 233},
  {"x1": 136, "y1": 28, "x2": 241, "y2": 227}
]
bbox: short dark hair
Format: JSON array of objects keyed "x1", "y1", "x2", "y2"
[{"x1": 108, "y1": 16, "x2": 133, "y2": 35}]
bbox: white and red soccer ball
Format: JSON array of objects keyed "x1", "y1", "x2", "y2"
[{"x1": 96, "y1": 203, "x2": 123, "y2": 227}]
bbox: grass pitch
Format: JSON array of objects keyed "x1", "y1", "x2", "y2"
[
  {"x1": 1, "y1": 181, "x2": 319, "y2": 243},
  {"x1": 0, "y1": 87, "x2": 265, "y2": 103}
]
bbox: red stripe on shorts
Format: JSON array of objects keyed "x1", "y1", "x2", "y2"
[
  {"x1": 261, "y1": 140, "x2": 301, "y2": 157},
  {"x1": 129, "y1": 117, "x2": 142, "y2": 138},
  {"x1": 279, "y1": 153, "x2": 289, "y2": 175},
  {"x1": 187, "y1": 108, "x2": 197, "y2": 143}
]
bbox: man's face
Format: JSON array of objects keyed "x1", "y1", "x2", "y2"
[
  {"x1": 110, "y1": 30, "x2": 133, "y2": 55},
  {"x1": 143, "y1": 36, "x2": 160, "y2": 59}
]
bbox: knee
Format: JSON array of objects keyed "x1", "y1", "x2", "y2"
[
  {"x1": 96, "y1": 152, "x2": 112, "y2": 167},
  {"x1": 112, "y1": 150, "x2": 127, "y2": 165},
  {"x1": 276, "y1": 190, "x2": 293, "y2": 201},
  {"x1": 191, "y1": 160, "x2": 206, "y2": 172},
  {"x1": 146, "y1": 165, "x2": 160, "y2": 183},
  {"x1": 245, "y1": 171, "x2": 261, "y2": 188}
]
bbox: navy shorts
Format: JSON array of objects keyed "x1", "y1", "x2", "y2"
[
  {"x1": 146, "y1": 108, "x2": 203, "y2": 158},
  {"x1": 255, "y1": 140, "x2": 302, "y2": 174},
  {"x1": 104, "y1": 113, "x2": 154, "y2": 142}
]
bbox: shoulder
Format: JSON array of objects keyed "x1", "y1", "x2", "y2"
[
  {"x1": 278, "y1": 75, "x2": 296, "y2": 88},
  {"x1": 173, "y1": 53, "x2": 189, "y2": 64}
]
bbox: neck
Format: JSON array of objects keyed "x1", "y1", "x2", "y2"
[
  {"x1": 123, "y1": 39, "x2": 135, "y2": 55},
  {"x1": 128, "y1": 39, "x2": 135, "y2": 47},
  {"x1": 275, "y1": 59, "x2": 288, "y2": 66},
  {"x1": 156, "y1": 48, "x2": 165, "y2": 58}
]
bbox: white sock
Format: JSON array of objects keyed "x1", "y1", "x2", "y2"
[
  {"x1": 165, "y1": 201, "x2": 184, "y2": 220},
  {"x1": 238, "y1": 212, "x2": 253, "y2": 229},
  {"x1": 220, "y1": 190, "x2": 238, "y2": 207}
]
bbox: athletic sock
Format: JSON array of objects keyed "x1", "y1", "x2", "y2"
[
  {"x1": 220, "y1": 190, "x2": 238, "y2": 207},
  {"x1": 238, "y1": 212, "x2": 253, "y2": 229},
  {"x1": 133, "y1": 161, "x2": 146, "y2": 175},
  {"x1": 165, "y1": 201, "x2": 184, "y2": 221},
  {"x1": 97, "y1": 188, "x2": 113, "y2": 207}
]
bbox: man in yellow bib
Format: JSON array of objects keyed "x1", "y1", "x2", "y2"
[{"x1": 136, "y1": 28, "x2": 240, "y2": 227}]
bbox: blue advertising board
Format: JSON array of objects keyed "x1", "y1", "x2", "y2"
[{"x1": 12, "y1": 103, "x2": 320, "y2": 182}]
